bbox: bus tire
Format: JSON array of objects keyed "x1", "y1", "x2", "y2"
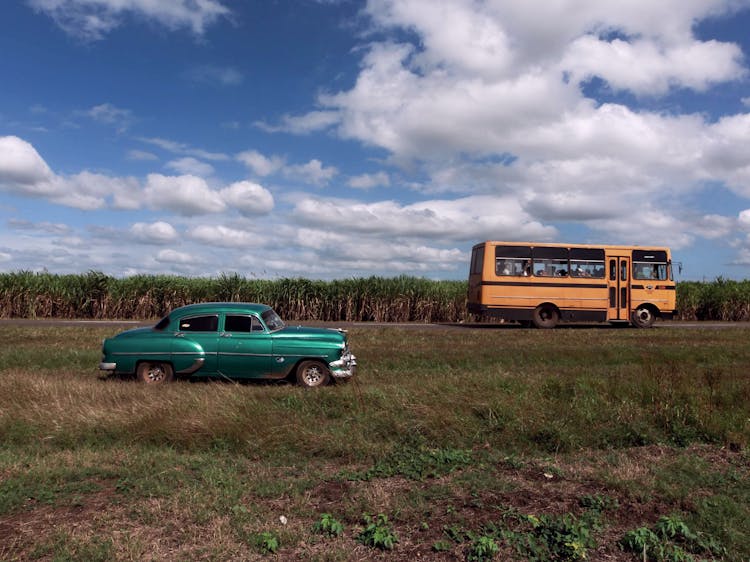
[
  {"x1": 631, "y1": 306, "x2": 656, "y2": 328},
  {"x1": 532, "y1": 304, "x2": 559, "y2": 329}
]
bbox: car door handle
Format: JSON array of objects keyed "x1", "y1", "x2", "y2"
[{"x1": 220, "y1": 332, "x2": 232, "y2": 338}]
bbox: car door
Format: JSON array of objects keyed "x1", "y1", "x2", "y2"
[
  {"x1": 217, "y1": 314, "x2": 273, "y2": 378},
  {"x1": 174, "y1": 313, "x2": 220, "y2": 373}
]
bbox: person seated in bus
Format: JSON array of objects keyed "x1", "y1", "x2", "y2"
[
  {"x1": 556, "y1": 269, "x2": 568, "y2": 277},
  {"x1": 523, "y1": 260, "x2": 531, "y2": 276}
]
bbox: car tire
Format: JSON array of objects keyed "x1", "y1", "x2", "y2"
[
  {"x1": 631, "y1": 306, "x2": 655, "y2": 329},
  {"x1": 532, "y1": 304, "x2": 559, "y2": 329},
  {"x1": 136, "y1": 361, "x2": 174, "y2": 384},
  {"x1": 296, "y1": 360, "x2": 330, "y2": 388}
]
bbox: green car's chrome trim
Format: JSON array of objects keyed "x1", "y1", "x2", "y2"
[{"x1": 176, "y1": 358, "x2": 205, "y2": 375}]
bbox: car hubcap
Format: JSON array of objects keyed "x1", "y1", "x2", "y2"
[
  {"x1": 148, "y1": 365, "x2": 164, "y2": 382},
  {"x1": 304, "y1": 366, "x2": 321, "y2": 385}
]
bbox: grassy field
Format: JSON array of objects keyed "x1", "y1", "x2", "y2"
[{"x1": 0, "y1": 324, "x2": 748, "y2": 561}]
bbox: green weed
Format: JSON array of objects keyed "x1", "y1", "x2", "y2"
[
  {"x1": 357, "y1": 513, "x2": 398, "y2": 551},
  {"x1": 313, "y1": 513, "x2": 344, "y2": 537}
]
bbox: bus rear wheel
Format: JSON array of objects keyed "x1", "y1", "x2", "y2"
[
  {"x1": 631, "y1": 306, "x2": 656, "y2": 329},
  {"x1": 532, "y1": 304, "x2": 559, "y2": 329}
]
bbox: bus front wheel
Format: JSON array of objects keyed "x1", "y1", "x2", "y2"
[
  {"x1": 631, "y1": 306, "x2": 656, "y2": 329},
  {"x1": 532, "y1": 304, "x2": 559, "y2": 329}
]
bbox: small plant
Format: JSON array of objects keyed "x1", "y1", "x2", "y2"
[
  {"x1": 433, "y1": 540, "x2": 452, "y2": 552},
  {"x1": 357, "y1": 513, "x2": 398, "y2": 551},
  {"x1": 619, "y1": 515, "x2": 726, "y2": 562},
  {"x1": 503, "y1": 513, "x2": 595, "y2": 561},
  {"x1": 257, "y1": 531, "x2": 279, "y2": 555},
  {"x1": 313, "y1": 513, "x2": 344, "y2": 537},
  {"x1": 467, "y1": 535, "x2": 500, "y2": 561}
]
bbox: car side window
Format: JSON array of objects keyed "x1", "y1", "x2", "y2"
[
  {"x1": 225, "y1": 315, "x2": 264, "y2": 333},
  {"x1": 178, "y1": 315, "x2": 218, "y2": 332}
]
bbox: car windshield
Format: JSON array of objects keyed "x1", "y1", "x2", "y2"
[
  {"x1": 261, "y1": 309, "x2": 285, "y2": 332},
  {"x1": 154, "y1": 314, "x2": 171, "y2": 331}
]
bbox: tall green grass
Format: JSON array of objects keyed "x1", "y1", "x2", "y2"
[
  {"x1": 0, "y1": 271, "x2": 467, "y2": 322},
  {"x1": 1, "y1": 271, "x2": 750, "y2": 321}
]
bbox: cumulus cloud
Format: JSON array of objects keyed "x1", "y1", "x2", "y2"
[
  {"x1": 0, "y1": 135, "x2": 55, "y2": 188},
  {"x1": 292, "y1": 194, "x2": 556, "y2": 242},
  {"x1": 220, "y1": 181, "x2": 274, "y2": 215},
  {"x1": 285, "y1": 159, "x2": 338, "y2": 186},
  {"x1": 156, "y1": 249, "x2": 192, "y2": 264},
  {"x1": 190, "y1": 224, "x2": 267, "y2": 248},
  {"x1": 236, "y1": 150, "x2": 285, "y2": 177},
  {"x1": 348, "y1": 172, "x2": 390, "y2": 190},
  {"x1": 144, "y1": 174, "x2": 226, "y2": 216},
  {"x1": 130, "y1": 221, "x2": 179, "y2": 244},
  {"x1": 28, "y1": 0, "x2": 230, "y2": 41}
]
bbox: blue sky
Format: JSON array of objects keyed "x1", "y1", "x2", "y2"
[{"x1": 2, "y1": 0, "x2": 750, "y2": 281}]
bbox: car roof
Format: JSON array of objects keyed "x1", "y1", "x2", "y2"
[{"x1": 170, "y1": 302, "x2": 273, "y2": 316}]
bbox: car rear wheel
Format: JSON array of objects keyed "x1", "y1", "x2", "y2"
[
  {"x1": 296, "y1": 360, "x2": 330, "y2": 388},
  {"x1": 137, "y1": 361, "x2": 174, "y2": 384}
]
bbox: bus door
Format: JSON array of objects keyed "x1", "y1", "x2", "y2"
[{"x1": 607, "y1": 255, "x2": 631, "y2": 321}]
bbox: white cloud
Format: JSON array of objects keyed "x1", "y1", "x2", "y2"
[
  {"x1": 190, "y1": 225, "x2": 266, "y2": 248},
  {"x1": 28, "y1": 0, "x2": 230, "y2": 41},
  {"x1": 292, "y1": 194, "x2": 556, "y2": 242},
  {"x1": 127, "y1": 149, "x2": 158, "y2": 161},
  {"x1": 144, "y1": 174, "x2": 226, "y2": 215},
  {"x1": 166, "y1": 157, "x2": 215, "y2": 177},
  {"x1": 739, "y1": 209, "x2": 750, "y2": 229},
  {"x1": 255, "y1": 110, "x2": 340, "y2": 134},
  {"x1": 185, "y1": 65, "x2": 244, "y2": 86},
  {"x1": 220, "y1": 181, "x2": 274, "y2": 215},
  {"x1": 130, "y1": 221, "x2": 179, "y2": 244},
  {"x1": 0, "y1": 135, "x2": 54, "y2": 188},
  {"x1": 8, "y1": 219, "x2": 72, "y2": 234},
  {"x1": 348, "y1": 172, "x2": 390, "y2": 190},
  {"x1": 562, "y1": 36, "x2": 745, "y2": 96},
  {"x1": 83, "y1": 103, "x2": 133, "y2": 131},
  {"x1": 236, "y1": 150, "x2": 285, "y2": 177},
  {"x1": 155, "y1": 248, "x2": 192, "y2": 264},
  {"x1": 138, "y1": 137, "x2": 229, "y2": 161},
  {"x1": 285, "y1": 159, "x2": 338, "y2": 186}
]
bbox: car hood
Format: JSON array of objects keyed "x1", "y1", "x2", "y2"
[
  {"x1": 109, "y1": 327, "x2": 155, "y2": 340},
  {"x1": 271, "y1": 325, "x2": 346, "y2": 343}
]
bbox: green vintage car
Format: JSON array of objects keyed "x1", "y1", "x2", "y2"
[{"x1": 98, "y1": 302, "x2": 356, "y2": 387}]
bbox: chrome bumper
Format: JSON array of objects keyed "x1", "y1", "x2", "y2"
[
  {"x1": 99, "y1": 362, "x2": 117, "y2": 372},
  {"x1": 329, "y1": 352, "x2": 357, "y2": 379}
]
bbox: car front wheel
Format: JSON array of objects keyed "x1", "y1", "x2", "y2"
[
  {"x1": 136, "y1": 361, "x2": 174, "y2": 384},
  {"x1": 296, "y1": 360, "x2": 331, "y2": 388}
]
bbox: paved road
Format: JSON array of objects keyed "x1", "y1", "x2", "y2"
[{"x1": 0, "y1": 318, "x2": 747, "y2": 330}]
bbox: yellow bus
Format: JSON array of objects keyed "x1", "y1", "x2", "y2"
[{"x1": 467, "y1": 241, "x2": 677, "y2": 328}]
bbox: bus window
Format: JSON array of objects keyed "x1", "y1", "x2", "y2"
[
  {"x1": 495, "y1": 245, "x2": 531, "y2": 276},
  {"x1": 470, "y1": 246, "x2": 485, "y2": 275},
  {"x1": 532, "y1": 247, "x2": 569, "y2": 277},
  {"x1": 570, "y1": 248, "x2": 605, "y2": 278},
  {"x1": 633, "y1": 250, "x2": 669, "y2": 280}
]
